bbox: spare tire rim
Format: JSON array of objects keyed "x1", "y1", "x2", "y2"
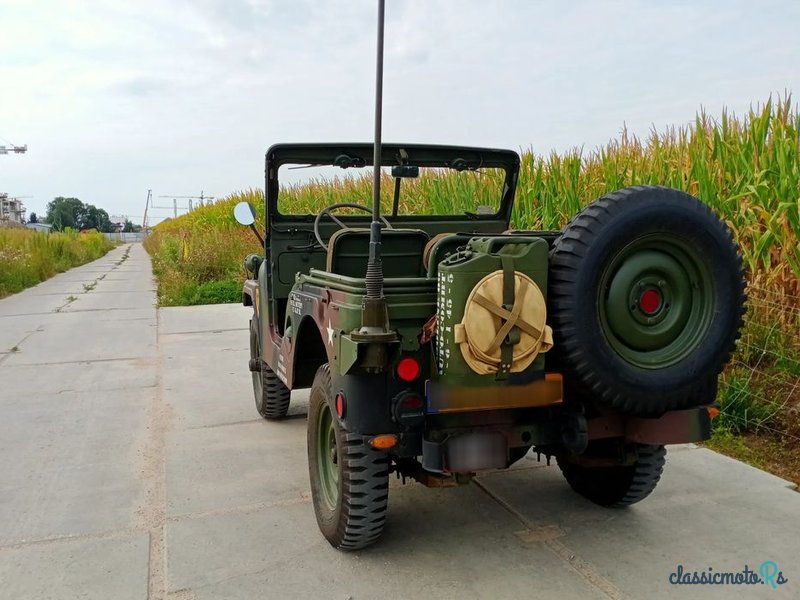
[
  {"x1": 317, "y1": 404, "x2": 339, "y2": 510},
  {"x1": 598, "y1": 234, "x2": 715, "y2": 369}
]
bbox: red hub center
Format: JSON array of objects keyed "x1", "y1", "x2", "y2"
[{"x1": 639, "y1": 288, "x2": 662, "y2": 315}]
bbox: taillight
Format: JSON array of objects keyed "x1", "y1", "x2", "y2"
[
  {"x1": 393, "y1": 391, "x2": 425, "y2": 427},
  {"x1": 401, "y1": 394, "x2": 423, "y2": 410},
  {"x1": 396, "y1": 357, "x2": 421, "y2": 382},
  {"x1": 335, "y1": 393, "x2": 345, "y2": 418}
]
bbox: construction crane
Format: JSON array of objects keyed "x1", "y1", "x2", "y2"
[
  {"x1": 0, "y1": 144, "x2": 27, "y2": 154},
  {"x1": 0, "y1": 134, "x2": 27, "y2": 155}
]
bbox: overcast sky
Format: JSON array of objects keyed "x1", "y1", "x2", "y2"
[{"x1": 2, "y1": 0, "x2": 799, "y2": 224}]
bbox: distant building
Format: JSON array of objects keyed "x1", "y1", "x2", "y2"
[
  {"x1": 26, "y1": 222, "x2": 53, "y2": 233},
  {"x1": 0, "y1": 193, "x2": 26, "y2": 224}
]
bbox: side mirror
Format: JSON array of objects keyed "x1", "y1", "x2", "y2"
[
  {"x1": 234, "y1": 202, "x2": 257, "y2": 226},
  {"x1": 233, "y1": 202, "x2": 264, "y2": 246}
]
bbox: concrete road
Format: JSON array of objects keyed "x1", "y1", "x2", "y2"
[{"x1": 1, "y1": 243, "x2": 798, "y2": 599}]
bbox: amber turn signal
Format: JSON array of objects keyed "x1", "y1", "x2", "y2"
[
  {"x1": 707, "y1": 406, "x2": 720, "y2": 419},
  {"x1": 368, "y1": 434, "x2": 398, "y2": 450}
]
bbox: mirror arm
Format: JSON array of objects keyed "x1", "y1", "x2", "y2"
[{"x1": 249, "y1": 223, "x2": 265, "y2": 247}]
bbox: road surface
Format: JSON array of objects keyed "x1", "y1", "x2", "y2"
[{"x1": 0, "y1": 243, "x2": 797, "y2": 599}]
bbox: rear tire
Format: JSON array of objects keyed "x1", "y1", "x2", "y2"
[
  {"x1": 307, "y1": 364, "x2": 390, "y2": 550},
  {"x1": 557, "y1": 444, "x2": 666, "y2": 507},
  {"x1": 249, "y1": 319, "x2": 290, "y2": 420}
]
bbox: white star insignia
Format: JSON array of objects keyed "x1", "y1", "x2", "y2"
[{"x1": 326, "y1": 320, "x2": 334, "y2": 345}]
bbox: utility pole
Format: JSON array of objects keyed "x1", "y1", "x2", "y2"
[
  {"x1": 158, "y1": 192, "x2": 214, "y2": 214},
  {"x1": 142, "y1": 189, "x2": 151, "y2": 233},
  {"x1": 173, "y1": 198, "x2": 177, "y2": 218}
]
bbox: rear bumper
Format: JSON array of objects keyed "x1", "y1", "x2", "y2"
[
  {"x1": 587, "y1": 406, "x2": 713, "y2": 446},
  {"x1": 374, "y1": 405, "x2": 713, "y2": 475},
  {"x1": 425, "y1": 373, "x2": 563, "y2": 414}
]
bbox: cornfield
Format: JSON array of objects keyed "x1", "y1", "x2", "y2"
[{"x1": 147, "y1": 96, "x2": 799, "y2": 308}]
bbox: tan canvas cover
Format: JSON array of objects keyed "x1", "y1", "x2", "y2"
[{"x1": 454, "y1": 270, "x2": 553, "y2": 375}]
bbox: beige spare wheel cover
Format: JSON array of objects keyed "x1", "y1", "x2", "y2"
[{"x1": 454, "y1": 270, "x2": 553, "y2": 375}]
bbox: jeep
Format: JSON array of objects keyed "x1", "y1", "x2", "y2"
[{"x1": 234, "y1": 3, "x2": 745, "y2": 551}]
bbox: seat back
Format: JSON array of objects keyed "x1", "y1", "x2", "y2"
[{"x1": 326, "y1": 228, "x2": 430, "y2": 278}]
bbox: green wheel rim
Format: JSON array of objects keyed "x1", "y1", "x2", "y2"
[
  {"x1": 316, "y1": 404, "x2": 339, "y2": 510},
  {"x1": 598, "y1": 234, "x2": 714, "y2": 369},
  {"x1": 250, "y1": 325, "x2": 262, "y2": 399}
]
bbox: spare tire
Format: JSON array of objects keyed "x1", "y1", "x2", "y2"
[{"x1": 548, "y1": 185, "x2": 746, "y2": 415}]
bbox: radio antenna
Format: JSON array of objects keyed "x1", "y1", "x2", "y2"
[
  {"x1": 366, "y1": 0, "x2": 385, "y2": 300},
  {"x1": 356, "y1": 0, "x2": 395, "y2": 341}
]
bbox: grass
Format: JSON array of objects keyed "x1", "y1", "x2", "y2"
[
  {"x1": 145, "y1": 195, "x2": 259, "y2": 305},
  {"x1": 0, "y1": 228, "x2": 116, "y2": 298},
  {"x1": 144, "y1": 96, "x2": 800, "y2": 482}
]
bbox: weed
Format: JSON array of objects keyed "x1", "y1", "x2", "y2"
[{"x1": 0, "y1": 229, "x2": 115, "y2": 298}]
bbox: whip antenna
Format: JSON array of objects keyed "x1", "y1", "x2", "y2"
[
  {"x1": 356, "y1": 0, "x2": 395, "y2": 340},
  {"x1": 365, "y1": 0, "x2": 385, "y2": 301}
]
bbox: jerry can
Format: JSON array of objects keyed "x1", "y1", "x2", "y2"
[{"x1": 434, "y1": 236, "x2": 550, "y2": 388}]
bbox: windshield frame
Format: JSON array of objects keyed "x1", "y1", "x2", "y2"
[{"x1": 265, "y1": 143, "x2": 519, "y2": 225}]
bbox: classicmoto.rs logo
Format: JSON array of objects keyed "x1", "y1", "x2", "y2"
[{"x1": 668, "y1": 562, "x2": 788, "y2": 589}]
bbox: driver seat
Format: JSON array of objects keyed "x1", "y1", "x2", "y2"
[{"x1": 326, "y1": 228, "x2": 430, "y2": 278}]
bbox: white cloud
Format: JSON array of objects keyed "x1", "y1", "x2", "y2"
[{"x1": 1, "y1": 0, "x2": 798, "y2": 222}]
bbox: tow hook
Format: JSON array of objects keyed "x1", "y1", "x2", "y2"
[{"x1": 248, "y1": 358, "x2": 262, "y2": 372}]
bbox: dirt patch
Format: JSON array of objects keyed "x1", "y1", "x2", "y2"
[{"x1": 705, "y1": 430, "x2": 800, "y2": 488}]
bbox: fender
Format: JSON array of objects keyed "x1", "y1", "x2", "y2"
[
  {"x1": 242, "y1": 279, "x2": 258, "y2": 311},
  {"x1": 283, "y1": 312, "x2": 332, "y2": 390}
]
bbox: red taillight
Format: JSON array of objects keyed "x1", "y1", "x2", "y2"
[
  {"x1": 335, "y1": 393, "x2": 345, "y2": 418},
  {"x1": 396, "y1": 357, "x2": 421, "y2": 382}
]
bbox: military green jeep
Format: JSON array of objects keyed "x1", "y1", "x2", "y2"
[{"x1": 235, "y1": 142, "x2": 745, "y2": 550}]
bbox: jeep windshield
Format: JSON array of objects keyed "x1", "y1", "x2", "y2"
[{"x1": 265, "y1": 144, "x2": 519, "y2": 222}]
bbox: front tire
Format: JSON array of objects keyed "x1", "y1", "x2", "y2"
[
  {"x1": 249, "y1": 318, "x2": 290, "y2": 420},
  {"x1": 557, "y1": 444, "x2": 666, "y2": 507},
  {"x1": 307, "y1": 364, "x2": 390, "y2": 550}
]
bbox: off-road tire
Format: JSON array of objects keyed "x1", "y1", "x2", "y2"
[
  {"x1": 549, "y1": 185, "x2": 746, "y2": 415},
  {"x1": 307, "y1": 364, "x2": 390, "y2": 550},
  {"x1": 558, "y1": 444, "x2": 666, "y2": 507},
  {"x1": 249, "y1": 318, "x2": 290, "y2": 420}
]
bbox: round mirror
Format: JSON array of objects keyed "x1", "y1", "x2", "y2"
[{"x1": 233, "y1": 202, "x2": 257, "y2": 226}]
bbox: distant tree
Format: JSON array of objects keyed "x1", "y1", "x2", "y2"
[
  {"x1": 77, "y1": 204, "x2": 113, "y2": 232},
  {"x1": 45, "y1": 197, "x2": 83, "y2": 231},
  {"x1": 28, "y1": 212, "x2": 38, "y2": 223},
  {"x1": 122, "y1": 219, "x2": 142, "y2": 233},
  {"x1": 44, "y1": 197, "x2": 115, "y2": 232}
]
